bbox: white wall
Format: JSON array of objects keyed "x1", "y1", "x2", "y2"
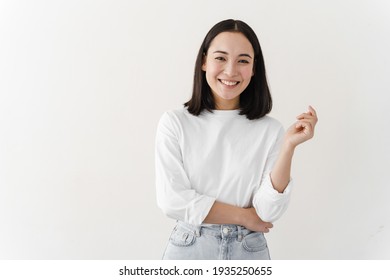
[{"x1": 1, "y1": 0, "x2": 389, "y2": 259}]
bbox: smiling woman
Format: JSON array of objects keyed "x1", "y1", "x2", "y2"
[
  {"x1": 155, "y1": 19, "x2": 318, "y2": 260},
  {"x1": 184, "y1": 19, "x2": 273, "y2": 120},
  {"x1": 202, "y1": 32, "x2": 254, "y2": 110}
]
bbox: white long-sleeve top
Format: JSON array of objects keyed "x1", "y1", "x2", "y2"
[{"x1": 155, "y1": 108, "x2": 293, "y2": 225}]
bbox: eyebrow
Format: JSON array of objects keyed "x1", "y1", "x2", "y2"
[{"x1": 213, "y1": 50, "x2": 253, "y2": 59}]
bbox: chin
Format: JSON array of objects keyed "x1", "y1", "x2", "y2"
[{"x1": 218, "y1": 93, "x2": 241, "y2": 100}]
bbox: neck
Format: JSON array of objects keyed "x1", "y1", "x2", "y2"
[{"x1": 214, "y1": 99, "x2": 240, "y2": 110}]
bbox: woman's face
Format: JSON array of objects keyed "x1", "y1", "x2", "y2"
[{"x1": 202, "y1": 32, "x2": 254, "y2": 110}]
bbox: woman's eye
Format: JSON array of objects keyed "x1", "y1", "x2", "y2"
[
  {"x1": 239, "y1": 59, "x2": 250, "y2": 64},
  {"x1": 215, "y1": 57, "x2": 226, "y2": 61}
]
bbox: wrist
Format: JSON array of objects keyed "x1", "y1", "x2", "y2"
[
  {"x1": 235, "y1": 207, "x2": 248, "y2": 227},
  {"x1": 281, "y1": 139, "x2": 296, "y2": 155}
]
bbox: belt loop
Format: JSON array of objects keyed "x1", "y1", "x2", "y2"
[
  {"x1": 237, "y1": 226, "x2": 243, "y2": 242},
  {"x1": 195, "y1": 226, "x2": 201, "y2": 237}
]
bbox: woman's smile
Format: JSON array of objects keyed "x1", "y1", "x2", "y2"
[{"x1": 219, "y1": 79, "x2": 240, "y2": 86}]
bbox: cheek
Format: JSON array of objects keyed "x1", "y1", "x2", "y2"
[
  {"x1": 241, "y1": 67, "x2": 254, "y2": 79},
  {"x1": 206, "y1": 63, "x2": 222, "y2": 76}
]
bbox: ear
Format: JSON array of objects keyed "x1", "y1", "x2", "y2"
[{"x1": 201, "y1": 53, "x2": 207, "y2": 72}]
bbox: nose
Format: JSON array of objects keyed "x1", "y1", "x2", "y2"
[{"x1": 223, "y1": 61, "x2": 238, "y2": 76}]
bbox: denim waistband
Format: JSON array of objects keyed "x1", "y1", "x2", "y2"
[{"x1": 176, "y1": 221, "x2": 251, "y2": 241}]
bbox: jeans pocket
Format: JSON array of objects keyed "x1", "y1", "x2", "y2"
[
  {"x1": 242, "y1": 232, "x2": 268, "y2": 252},
  {"x1": 169, "y1": 226, "x2": 196, "y2": 247}
]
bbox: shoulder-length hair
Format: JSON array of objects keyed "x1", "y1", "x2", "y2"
[{"x1": 184, "y1": 19, "x2": 272, "y2": 120}]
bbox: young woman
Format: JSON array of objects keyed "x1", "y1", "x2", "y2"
[{"x1": 155, "y1": 19, "x2": 318, "y2": 260}]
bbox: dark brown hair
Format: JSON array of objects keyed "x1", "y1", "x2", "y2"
[{"x1": 184, "y1": 19, "x2": 272, "y2": 120}]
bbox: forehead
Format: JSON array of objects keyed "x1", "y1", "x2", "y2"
[{"x1": 208, "y1": 32, "x2": 254, "y2": 55}]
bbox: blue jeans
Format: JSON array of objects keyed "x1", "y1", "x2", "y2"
[{"x1": 162, "y1": 221, "x2": 271, "y2": 260}]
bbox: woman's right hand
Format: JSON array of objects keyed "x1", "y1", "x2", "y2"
[{"x1": 242, "y1": 208, "x2": 273, "y2": 232}]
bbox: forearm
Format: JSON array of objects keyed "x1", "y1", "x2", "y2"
[
  {"x1": 203, "y1": 201, "x2": 245, "y2": 225},
  {"x1": 203, "y1": 201, "x2": 273, "y2": 232},
  {"x1": 270, "y1": 141, "x2": 295, "y2": 193}
]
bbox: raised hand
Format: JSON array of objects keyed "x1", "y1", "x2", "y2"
[{"x1": 285, "y1": 106, "x2": 318, "y2": 148}]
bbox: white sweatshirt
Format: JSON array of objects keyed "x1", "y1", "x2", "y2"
[{"x1": 155, "y1": 108, "x2": 292, "y2": 225}]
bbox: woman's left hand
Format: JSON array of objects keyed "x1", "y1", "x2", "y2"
[{"x1": 285, "y1": 105, "x2": 318, "y2": 149}]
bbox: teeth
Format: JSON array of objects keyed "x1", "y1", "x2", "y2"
[{"x1": 220, "y1": 79, "x2": 239, "y2": 86}]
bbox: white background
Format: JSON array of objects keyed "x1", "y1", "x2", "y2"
[{"x1": 1, "y1": 0, "x2": 389, "y2": 259}]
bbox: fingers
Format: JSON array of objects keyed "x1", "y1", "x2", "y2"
[
  {"x1": 262, "y1": 222, "x2": 273, "y2": 233},
  {"x1": 295, "y1": 120, "x2": 314, "y2": 137},
  {"x1": 308, "y1": 105, "x2": 317, "y2": 117},
  {"x1": 262, "y1": 224, "x2": 273, "y2": 233},
  {"x1": 247, "y1": 208, "x2": 274, "y2": 232},
  {"x1": 298, "y1": 106, "x2": 316, "y2": 117},
  {"x1": 296, "y1": 106, "x2": 318, "y2": 132},
  {"x1": 296, "y1": 113, "x2": 317, "y2": 123},
  {"x1": 262, "y1": 226, "x2": 272, "y2": 233},
  {"x1": 287, "y1": 106, "x2": 318, "y2": 146},
  {"x1": 295, "y1": 119, "x2": 313, "y2": 130},
  {"x1": 296, "y1": 113, "x2": 313, "y2": 120},
  {"x1": 256, "y1": 219, "x2": 273, "y2": 233}
]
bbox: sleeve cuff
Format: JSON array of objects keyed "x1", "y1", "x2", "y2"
[
  {"x1": 258, "y1": 173, "x2": 293, "y2": 204},
  {"x1": 252, "y1": 174, "x2": 293, "y2": 222},
  {"x1": 266, "y1": 173, "x2": 292, "y2": 194},
  {"x1": 186, "y1": 196, "x2": 216, "y2": 225}
]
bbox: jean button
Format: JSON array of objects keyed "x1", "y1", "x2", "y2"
[{"x1": 223, "y1": 227, "x2": 229, "y2": 234}]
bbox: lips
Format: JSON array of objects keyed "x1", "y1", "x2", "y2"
[{"x1": 219, "y1": 79, "x2": 240, "y2": 86}]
